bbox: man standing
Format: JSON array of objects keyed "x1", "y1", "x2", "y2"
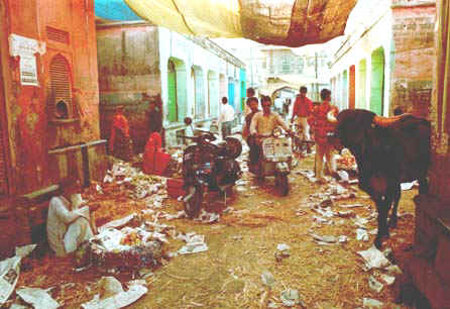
[
  {"x1": 218, "y1": 97, "x2": 235, "y2": 139},
  {"x1": 47, "y1": 180, "x2": 98, "y2": 257},
  {"x1": 242, "y1": 97, "x2": 260, "y2": 141},
  {"x1": 291, "y1": 86, "x2": 313, "y2": 142},
  {"x1": 308, "y1": 89, "x2": 339, "y2": 182},
  {"x1": 244, "y1": 87, "x2": 257, "y2": 116},
  {"x1": 147, "y1": 98, "x2": 162, "y2": 134},
  {"x1": 109, "y1": 106, "x2": 133, "y2": 161}
]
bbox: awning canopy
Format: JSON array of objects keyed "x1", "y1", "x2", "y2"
[{"x1": 97, "y1": 0, "x2": 357, "y2": 47}]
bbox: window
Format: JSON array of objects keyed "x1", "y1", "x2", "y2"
[{"x1": 49, "y1": 55, "x2": 74, "y2": 120}]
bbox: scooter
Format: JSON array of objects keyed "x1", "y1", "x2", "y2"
[
  {"x1": 248, "y1": 127, "x2": 293, "y2": 196},
  {"x1": 181, "y1": 118, "x2": 242, "y2": 218},
  {"x1": 291, "y1": 122, "x2": 314, "y2": 155}
]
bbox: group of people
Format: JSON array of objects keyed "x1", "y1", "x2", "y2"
[{"x1": 240, "y1": 86, "x2": 339, "y2": 182}]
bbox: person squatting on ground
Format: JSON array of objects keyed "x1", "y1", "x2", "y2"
[
  {"x1": 242, "y1": 97, "x2": 260, "y2": 165},
  {"x1": 308, "y1": 88, "x2": 339, "y2": 182},
  {"x1": 109, "y1": 105, "x2": 133, "y2": 161},
  {"x1": 249, "y1": 96, "x2": 292, "y2": 167},
  {"x1": 291, "y1": 86, "x2": 313, "y2": 142},
  {"x1": 47, "y1": 179, "x2": 98, "y2": 257},
  {"x1": 218, "y1": 96, "x2": 235, "y2": 139}
]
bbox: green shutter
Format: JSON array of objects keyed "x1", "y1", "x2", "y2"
[
  {"x1": 370, "y1": 48, "x2": 385, "y2": 115},
  {"x1": 168, "y1": 68, "x2": 177, "y2": 122}
]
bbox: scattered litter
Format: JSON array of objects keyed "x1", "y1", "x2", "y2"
[
  {"x1": 280, "y1": 289, "x2": 304, "y2": 307},
  {"x1": 99, "y1": 214, "x2": 136, "y2": 232},
  {"x1": 337, "y1": 210, "x2": 355, "y2": 218},
  {"x1": 295, "y1": 209, "x2": 307, "y2": 216},
  {"x1": 275, "y1": 244, "x2": 291, "y2": 261},
  {"x1": 401, "y1": 181, "x2": 418, "y2": 191},
  {"x1": 0, "y1": 244, "x2": 36, "y2": 305},
  {"x1": 339, "y1": 203, "x2": 366, "y2": 209},
  {"x1": 362, "y1": 298, "x2": 383, "y2": 308},
  {"x1": 385, "y1": 264, "x2": 403, "y2": 275},
  {"x1": 356, "y1": 229, "x2": 369, "y2": 242},
  {"x1": 312, "y1": 216, "x2": 331, "y2": 225},
  {"x1": 357, "y1": 246, "x2": 391, "y2": 270},
  {"x1": 368, "y1": 276, "x2": 384, "y2": 293},
  {"x1": 311, "y1": 233, "x2": 347, "y2": 244},
  {"x1": 160, "y1": 210, "x2": 186, "y2": 220},
  {"x1": 81, "y1": 277, "x2": 147, "y2": 309},
  {"x1": 337, "y1": 170, "x2": 349, "y2": 182},
  {"x1": 261, "y1": 271, "x2": 275, "y2": 288},
  {"x1": 16, "y1": 287, "x2": 59, "y2": 309},
  {"x1": 178, "y1": 233, "x2": 208, "y2": 255},
  {"x1": 195, "y1": 211, "x2": 220, "y2": 224},
  {"x1": 353, "y1": 216, "x2": 370, "y2": 229},
  {"x1": 319, "y1": 198, "x2": 333, "y2": 208},
  {"x1": 379, "y1": 273, "x2": 396, "y2": 286},
  {"x1": 96, "y1": 184, "x2": 104, "y2": 194}
]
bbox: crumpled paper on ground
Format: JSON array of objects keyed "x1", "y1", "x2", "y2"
[
  {"x1": 0, "y1": 244, "x2": 36, "y2": 305},
  {"x1": 16, "y1": 287, "x2": 59, "y2": 309},
  {"x1": 81, "y1": 277, "x2": 147, "y2": 309},
  {"x1": 357, "y1": 246, "x2": 391, "y2": 270},
  {"x1": 178, "y1": 233, "x2": 208, "y2": 255}
]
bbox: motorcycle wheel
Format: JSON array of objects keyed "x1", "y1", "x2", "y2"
[
  {"x1": 276, "y1": 173, "x2": 289, "y2": 196},
  {"x1": 184, "y1": 186, "x2": 203, "y2": 219}
]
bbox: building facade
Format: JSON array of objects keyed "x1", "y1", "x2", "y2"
[
  {"x1": 330, "y1": 0, "x2": 435, "y2": 116},
  {"x1": 0, "y1": 0, "x2": 106, "y2": 256},
  {"x1": 96, "y1": 22, "x2": 246, "y2": 150}
]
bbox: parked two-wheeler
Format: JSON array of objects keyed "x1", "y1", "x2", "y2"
[
  {"x1": 181, "y1": 118, "x2": 242, "y2": 218},
  {"x1": 248, "y1": 127, "x2": 293, "y2": 196}
]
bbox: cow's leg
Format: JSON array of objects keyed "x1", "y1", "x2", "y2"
[
  {"x1": 375, "y1": 197, "x2": 390, "y2": 249},
  {"x1": 389, "y1": 184, "x2": 401, "y2": 228}
]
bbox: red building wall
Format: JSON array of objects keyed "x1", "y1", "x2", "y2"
[{"x1": 1, "y1": 0, "x2": 101, "y2": 195}]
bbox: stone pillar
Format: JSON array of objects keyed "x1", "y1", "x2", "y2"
[{"x1": 409, "y1": 1, "x2": 450, "y2": 307}]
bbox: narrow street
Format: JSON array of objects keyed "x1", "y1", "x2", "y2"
[{"x1": 15, "y1": 149, "x2": 417, "y2": 308}]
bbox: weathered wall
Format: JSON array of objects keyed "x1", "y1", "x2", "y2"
[
  {"x1": 390, "y1": 3, "x2": 436, "y2": 118},
  {"x1": 330, "y1": 0, "x2": 393, "y2": 113},
  {"x1": 96, "y1": 22, "x2": 161, "y2": 152},
  {"x1": 2, "y1": 0, "x2": 100, "y2": 195}
]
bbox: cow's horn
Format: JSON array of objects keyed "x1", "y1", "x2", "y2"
[
  {"x1": 373, "y1": 115, "x2": 404, "y2": 127},
  {"x1": 327, "y1": 111, "x2": 338, "y2": 124}
]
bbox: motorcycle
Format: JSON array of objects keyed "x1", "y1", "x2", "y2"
[
  {"x1": 181, "y1": 118, "x2": 242, "y2": 218},
  {"x1": 291, "y1": 122, "x2": 314, "y2": 155},
  {"x1": 248, "y1": 127, "x2": 293, "y2": 196}
]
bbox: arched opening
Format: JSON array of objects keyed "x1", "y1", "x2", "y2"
[
  {"x1": 207, "y1": 71, "x2": 218, "y2": 117},
  {"x1": 228, "y1": 77, "x2": 235, "y2": 108},
  {"x1": 370, "y1": 47, "x2": 385, "y2": 115},
  {"x1": 342, "y1": 69, "x2": 348, "y2": 109},
  {"x1": 191, "y1": 66, "x2": 205, "y2": 120},
  {"x1": 349, "y1": 65, "x2": 356, "y2": 109},
  {"x1": 357, "y1": 59, "x2": 367, "y2": 109},
  {"x1": 167, "y1": 60, "x2": 178, "y2": 122},
  {"x1": 49, "y1": 54, "x2": 73, "y2": 119}
]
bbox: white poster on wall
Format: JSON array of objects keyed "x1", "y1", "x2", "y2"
[
  {"x1": 9, "y1": 33, "x2": 46, "y2": 87},
  {"x1": 19, "y1": 54, "x2": 38, "y2": 86}
]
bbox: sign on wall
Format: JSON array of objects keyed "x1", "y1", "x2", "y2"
[{"x1": 9, "y1": 34, "x2": 46, "y2": 86}]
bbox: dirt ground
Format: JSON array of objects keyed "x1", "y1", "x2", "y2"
[{"x1": 12, "y1": 152, "x2": 418, "y2": 309}]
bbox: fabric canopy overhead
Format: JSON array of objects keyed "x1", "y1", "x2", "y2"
[{"x1": 124, "y1": 0, "x2": 357, "y2": 47}]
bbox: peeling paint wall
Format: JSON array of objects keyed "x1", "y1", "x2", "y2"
[
  {"x1": 1, "y1": 0, "x2": 101, "y2": 195},
  {"x1": 96, "y1": 23, "x2": 161, "y2": 152}
]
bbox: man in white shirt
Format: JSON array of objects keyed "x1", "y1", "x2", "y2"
[
  {"x1": 47, "y1": 180, "x2": 98, "y2": 257},
  {"x1": 218, "y1": 97, "x2": 235, "y2": 139}
]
